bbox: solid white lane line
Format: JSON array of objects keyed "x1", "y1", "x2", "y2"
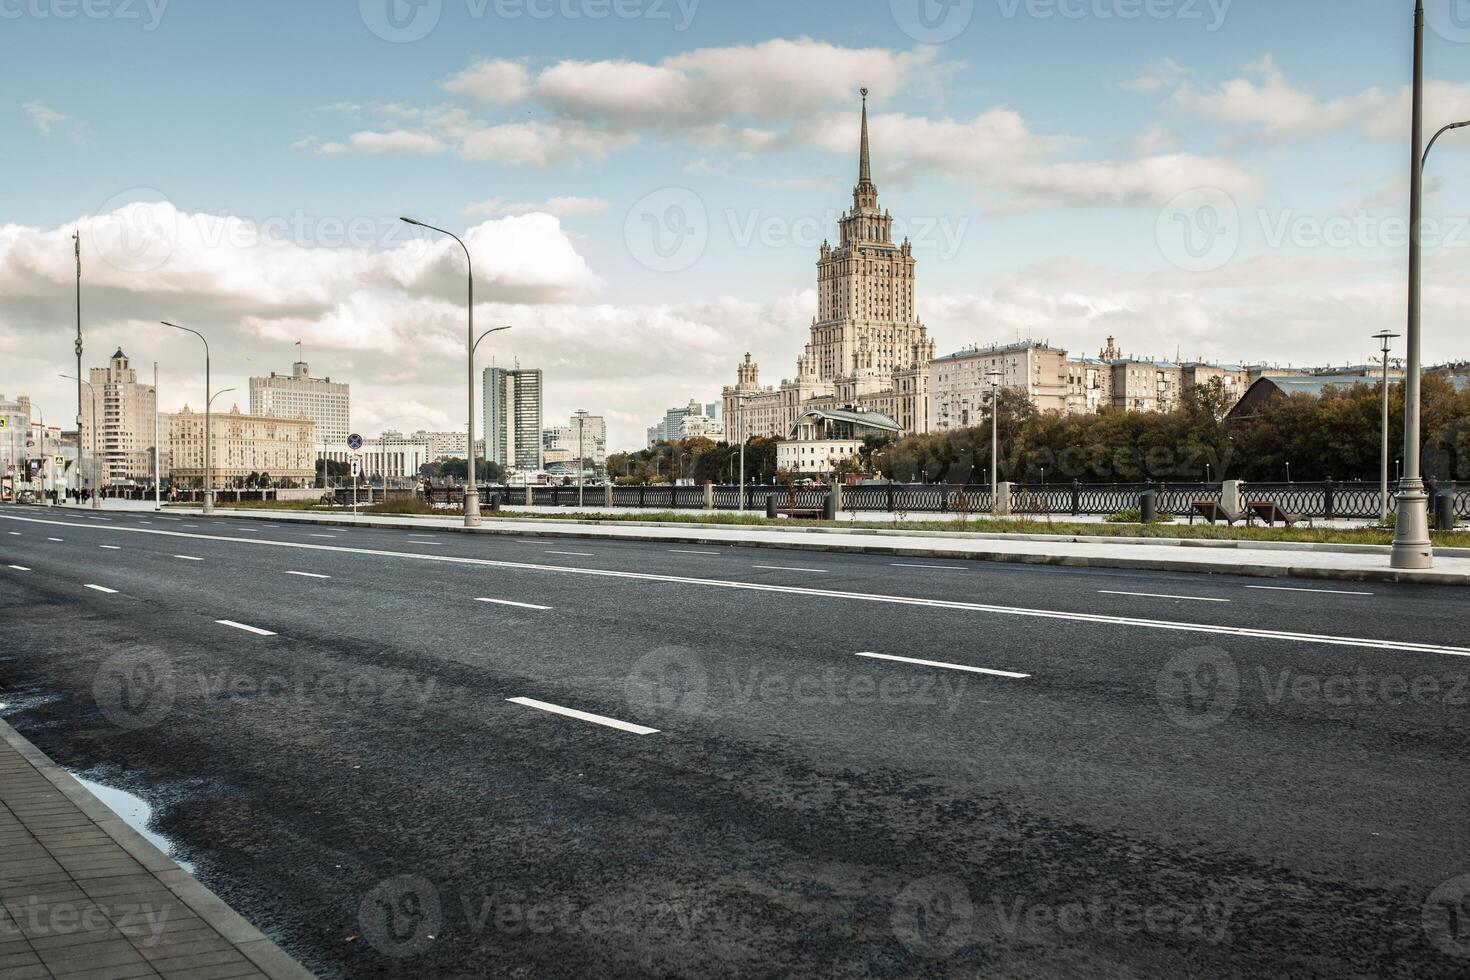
[
  {"x1": 8, "y1": 565, "x2": 30, "y2": 571},
  {"x1": 284, "y1": 571, "x2": 331, "y2": 579},
  {"x1": 84, "y1": 585, "x2": 118, "y2": 594},
  {"x1": 1245, "y1": 585, "x2": 1374, "y2": 596},
  {"x1": 476, "y1": 598, "x2": 552, "y2": 611},
  {"x1": 216, "y1": 620, "x2": 276, "y2": 636},
  {"x1": 1099, "y1": 590, "x2": 1230, "y2": 603},
  {"x1": 546, "y1": 550, "x2": 594, "y2": 557},
  {"x1": 2, "y1": 513, "x2": 1461, "y2": 657},
  {"x1": 753, "y1": 565, "x2": 830, "y2": 574},
  {"x1": 855, "y1": 651, "x2": 1030, "y2": 679},
  {"x1": 174, "y1": 555, "x2": 203, "y2": 561},
  {"x1": 506, "y1": 697, "x2": 658, "y2": 735},
  {"x1": 99, "y1": 545, "x2": 121, "y2": 550},
  {"x1": 670, "y1": 549, "x2": 720, "y2": 556},
  {"x1": 892, "y1": 563, "x2": 963, "y2": 570}
]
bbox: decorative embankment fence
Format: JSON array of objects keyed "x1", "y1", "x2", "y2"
[{"x1": 445, "y1": 480, "x2": 1470, "y2": 521}]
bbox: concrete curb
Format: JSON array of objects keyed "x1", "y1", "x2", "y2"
[
  {"x1": 0, "y1": 717, "x2": 316, "y2": 980},
  {"x1": 165, "y1": 507, "x2": 1470, "y2": 587}
]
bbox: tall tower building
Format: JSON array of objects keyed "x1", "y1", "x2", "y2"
[
  {"x1": 249, "y1": 358, "x2": 350, "y2": 452},
  {"x1": 483, "y1": 366, "x2": 544, "y2": 472},
  {"x1": 725, "y1": 90, "x2": 934, "y2": 439},
  {"x1": 82, "y1": 349, "x2": 158, "y2": 483}
]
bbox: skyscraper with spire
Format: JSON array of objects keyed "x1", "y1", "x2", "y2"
[{"x1": 724, "y1": 90, "x2": 934, "y2": 439}]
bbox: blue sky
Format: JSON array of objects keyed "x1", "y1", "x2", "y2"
[{"x1": 4, "y1": 0, "x2": 1470, "y2": 448}]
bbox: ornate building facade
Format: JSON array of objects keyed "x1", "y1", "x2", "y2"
[{"x1": 724, "y1": 91, "x2": 934, "y2": 441}]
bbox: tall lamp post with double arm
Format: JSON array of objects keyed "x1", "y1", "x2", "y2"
[
  {"x1": 401, "y1": 217, "x2": 487, "y2": 528},
  {"x1": 161, "y1": 322, "x2": 218, "y2": 514},
  {"x1": 1393, "y1": 0, "x2": 1470, "y2": 568}
]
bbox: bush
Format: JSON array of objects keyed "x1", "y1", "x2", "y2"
[{"x1": 1105, "y1": 507, "x2": 1176, "y2": 524}]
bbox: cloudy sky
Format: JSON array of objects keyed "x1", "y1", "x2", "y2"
[{"x1": 4, "y1": 0, "x2": 1470, "y2": 449}]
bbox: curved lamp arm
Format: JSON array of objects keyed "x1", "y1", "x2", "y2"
[{"x1": 1424, "y1": 120, "x2": 1470, "y2": 167}]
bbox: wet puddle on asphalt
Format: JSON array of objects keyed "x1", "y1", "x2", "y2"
[{"x1": 72, "y1": 775, "x2": 197, "y2": 874}]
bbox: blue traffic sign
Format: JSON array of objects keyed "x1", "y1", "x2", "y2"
[{"x1": 346, "y1": 433, "x2": 364, "y2": 452}]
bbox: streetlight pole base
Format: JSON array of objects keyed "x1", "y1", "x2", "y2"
[
  {"x1": 464, "y1": 488, "x2": 482, "y2": 528},
  {"x1": 203, "y1": 490, "x2": 214, "y2": 515},
  {"x1": 1390, "y1": 485, "x2": 1434, "y2": 569}
]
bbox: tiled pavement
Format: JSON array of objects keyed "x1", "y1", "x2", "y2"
[{"x1": 0, "y1": 720, "x2": 313, "y2": 980}]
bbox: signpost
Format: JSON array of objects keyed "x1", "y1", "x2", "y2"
[{"x1": 347, "y1": 434, "x2": 363, "y2": 516}]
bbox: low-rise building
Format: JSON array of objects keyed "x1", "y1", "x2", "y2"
[
  {"x1": 776, "y1": 407, "x2": 901, "y2": 477},
  {"x1": 166, "y1": 406, "x2": 316, "y2": 487},
  {"x1": 929, "y1": 341, "x2": 1070, "y2": 432}
]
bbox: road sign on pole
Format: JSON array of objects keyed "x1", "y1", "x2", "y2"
[{"x1": 346, "y1": 433, "x2": 364, "y2": 452}]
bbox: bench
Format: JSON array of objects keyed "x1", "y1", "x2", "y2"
[
  {"x1": 1189, "y1": 501, "x2": 1247, "y2": 526},
  {"x1": 1247, "y1": 500, "x2": 1311, "y2": 527}
]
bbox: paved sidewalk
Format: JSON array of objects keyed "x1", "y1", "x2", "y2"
[
  {"x1": 27, "y1": 500, "x2": 1470, "y2": 585},
  {"x1": 0, "y1": 719, "x2": 313, "y2": 980}
]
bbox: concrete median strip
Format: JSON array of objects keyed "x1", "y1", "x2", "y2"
[{"x1": 507, "y1": 697, "x2": 659, "y2": 735}]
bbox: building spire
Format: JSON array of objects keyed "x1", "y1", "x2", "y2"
[{"x1": 858, "y1": 87, "x2": 872, "y2": 186}]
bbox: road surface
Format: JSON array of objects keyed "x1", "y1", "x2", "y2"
[{"x1": 1, "y1": 505, "x2": 1467, "y2": 978}]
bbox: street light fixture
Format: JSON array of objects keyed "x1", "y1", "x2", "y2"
[
  {"x1": 1393, "y1": 0, "x2": 1470, "y2": 568},
  {"x1": 1373, "y1": 330, "x2": 1402, "y2": 524},
  {"x1": 59, "y1": 375, "x2": 100, "y2": 509},
  {"x1": 161, "y1": 322, "x2": 218, "y2": 514},
  {"x1": 472, "y1": 324, "x2": 513, "y2": 498},
  {"x1": 402, "y1": 216, "x2": 485, "y2": 529},
  {"x1": 986, "y1": 371, "x2": 1003, "y2": 514}
]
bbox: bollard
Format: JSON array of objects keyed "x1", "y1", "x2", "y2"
[
  {"x1": 823, "y1": 488, "x2": 838, "y2": 521},
  {"x1": 1140, "y1": 488, "x2": 1157, "y2": 524},
  {"x1": 1435, "y1": 490, "x2": 1456, "y2": 531},
  {"x1": 766, "y1": 494, "x2": 777, "y2": 519}
]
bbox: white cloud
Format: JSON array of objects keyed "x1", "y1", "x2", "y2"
[
  {"x1": 465, "y1": 196, "x2": 610, "y2": 218},
  {"x1": 320, "y1": 130, "x2": 445, "y2": 155},
  {"x1": 1130, "y1": 124, "x2": 1178, "y2": 156},
  {"x1": 457, "y1": 118, "x2": 634, "y2": 166},
  {"x1": 1122, "y1": 58, "x2": 1189, "y2": 94},
  {"x1": 443, "y1": 59, "x2": 533, "y2": 106},
  {"x1": 23, "y1": 100, "x2": 68, "y2": 136},
  {"x1": 1171, "y1": 57, "x2": 1385, "y2": 141}
]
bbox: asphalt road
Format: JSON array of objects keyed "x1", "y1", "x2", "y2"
[{"x1": 2, "y1": 503, "x2": 1468, "y2": 978}]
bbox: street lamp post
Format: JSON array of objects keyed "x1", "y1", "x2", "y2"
[
  {"x1": 1393, "y1": 0, "x2": 1470, "y2": 568},
  {"x1": 31, "y1": 403, "x2": 52, "y2": 506},
  {"x1": 59, "y1": 375, "x2": 100, "y2": 509},
  {"x1": 986, "y1": 371, "x2": 1002, "y2": 514},
  {"x1": 1373, "y1": 330, "x2": 1402, "y2": 524},
  {"x1": 402, "y1": 217, "x2": 484, "y2": 529},
  {"x1": 152, "y1": 361, "x2": 161, "y2": 512},
  {"x1": 471, "y1": 324, "x2": 513, "y2": 509},
  {"x1": 161, "y1": 322, "x2": 216, "y2": 514}
]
